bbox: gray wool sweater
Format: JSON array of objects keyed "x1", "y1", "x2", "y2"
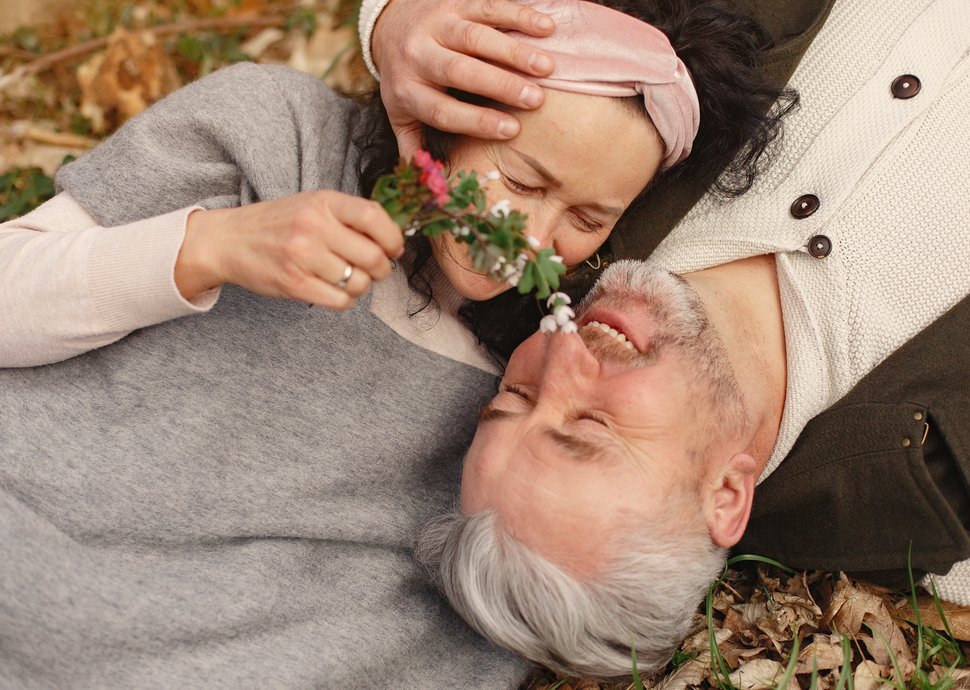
[{"x1": 0, "y1": 63, "x2": 530, "y2": 688}]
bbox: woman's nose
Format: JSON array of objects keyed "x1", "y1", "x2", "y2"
[{"x1": 526, "y1": 213, "x2": 556, "y2": 251}]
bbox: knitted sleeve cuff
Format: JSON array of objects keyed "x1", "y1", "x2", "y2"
[
  {"x1": 358, "y1": 0, "x2": 394, "y2": 81},
  {"x1": 86, "y1": 205, "x2": 221, "y2": 334}
]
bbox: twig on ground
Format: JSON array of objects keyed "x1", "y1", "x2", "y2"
[
  {"x1": 8, "y1": 124, "x2": 99, "y2": 149},
  {"x1": 0, "y1": 15, "x2": 286, "y2": 93}
]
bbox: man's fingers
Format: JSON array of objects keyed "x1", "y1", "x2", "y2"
[
  {"x1": 447, "y1": 21, "x2": 554, "y2": 78},
  {"x1": 398, "y1": 82, "x2": 522, "y2": 139},
  {"x1": 432, "y1": 50, "x2": 543, "y2": 110},
  {"x1": 463, "y1": 0, "x2": 555, "y2": 36},
  {"x1": 393, "y1": 123, "x2": 424, "y2": 161}
]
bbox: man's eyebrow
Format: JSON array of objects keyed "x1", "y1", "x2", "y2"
[
  {"x1": 511, "y1": 149, "x2": 623, "y2": 217},
  {"x1": 542, "y1": 427, "x2": 609, "y2": 462}
]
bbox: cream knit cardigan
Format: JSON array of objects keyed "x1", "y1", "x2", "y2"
[{"x1": 650, "y1": 0, "x2": 970, "y2": 600}]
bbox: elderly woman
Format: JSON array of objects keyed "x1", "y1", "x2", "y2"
[{"x1": 0, "y1": 0, "x2": 791, "y2": 685}]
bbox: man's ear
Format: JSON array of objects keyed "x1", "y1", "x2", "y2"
[{"x1": 704, "y1": 453, "x2": 758, "y2": 548}]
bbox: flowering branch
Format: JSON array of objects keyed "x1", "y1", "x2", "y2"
[{"x1": 371, "y1": 150, "x2": 575, "y2": 330}]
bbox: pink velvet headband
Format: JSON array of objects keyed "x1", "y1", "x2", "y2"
[{"x1": 510, "y1": 0, "x2": 700, "y2": 170}]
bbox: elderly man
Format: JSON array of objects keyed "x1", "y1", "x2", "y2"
[{"x1": 365, "y1": 0, "x2": 970, "y2": 680}]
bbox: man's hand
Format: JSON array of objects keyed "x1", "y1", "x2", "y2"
[{"x1": 371, "y1": 0, "x2": 556, "y2": 158}]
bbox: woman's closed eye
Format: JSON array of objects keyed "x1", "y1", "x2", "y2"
[
  {"x1": 570, "y1": 211, "x2": 604, "y2": 233},
  {"x1": 503, "y1": 176, "x2": 542, "y2": 195}
]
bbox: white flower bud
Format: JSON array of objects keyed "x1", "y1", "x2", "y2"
[
  {"x1": 554, "y1": 305, "x2": 576, "y2": 326},
  {"x1": 526, "y1": 235, "x2": 541, "y2": 249},
  {"x1": 484, "y1": 170, "x2": 500, "y2": 181},
  {"x1": 539, "y1": 315, "x2": 559, "y2": 333},
  {"x1": 546, "y1": 292, "x2": 572, "y2": 308},
  {"x1": 549, "y1": 255, "x2": 564, "y2": 264},
  {"x1": 560, "y1": 320, "x2": 578, "y2": 334},
  {"x1": 490, "y1": 199, "x2": 512, "y2": 217}
]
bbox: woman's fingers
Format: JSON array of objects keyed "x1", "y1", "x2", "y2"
[
  {"x1": 314, "y1": 252, "x2": 373, "y2": 298},
  {"x1": 324, "y1": 195, "x2": 403, "y2": 271}
]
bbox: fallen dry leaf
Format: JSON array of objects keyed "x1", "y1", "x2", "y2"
[
  {"x1": 822, "y1": 575, "x2": 890, "y2": 636},
  {"x1": 657, "y1": 629, "x2": 731, "y2": 690},
  {"x1": 929, "y1": 665, "x2": 970, "y2": 689},
  {"x1": 77, "y1": 28, "x2": 180, "y2": 133},
  {"x1": 795, "y1": 634, "x2": 845, "y2": 674},
  {"x1": 727, "y1": 659, "x2": 799, "y2": 690},
  {"x1": 897, "y1": 595, "x2": 970, "y2": 641},
  {"x1": 853, "y1": 660, "x2": 891, "y2": 690}
]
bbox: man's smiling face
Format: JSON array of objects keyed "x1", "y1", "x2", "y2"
[{"x1": 459, "y1": 261, "x2": 748, "y2": 576}]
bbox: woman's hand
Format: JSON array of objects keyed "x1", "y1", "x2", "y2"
[
  {"x1": 175, "y1": 191, "x2": 405, "y2": 310},
  {"x1": 371, "y1": 0, "x2": 557, "y2": 158}
]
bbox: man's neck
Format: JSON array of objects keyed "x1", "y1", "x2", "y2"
[{"x1": 681, "y1": 254, "x2": 788, "y2": 472}]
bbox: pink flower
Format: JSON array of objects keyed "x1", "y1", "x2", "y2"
[
  {"x1": 413, "y1": 149, "x2": 432, "y2": 168},
  {"x1": 413, "y1": 149, "x2": 451, "y2": 206}
]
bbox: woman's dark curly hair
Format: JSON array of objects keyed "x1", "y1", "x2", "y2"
[{"x1": 356, "y1": 0, "x2": 797, "y2": 362}]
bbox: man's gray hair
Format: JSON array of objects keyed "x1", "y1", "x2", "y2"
[{"x1": 415, "y1": 509, "x2": 726, "y2": 680}]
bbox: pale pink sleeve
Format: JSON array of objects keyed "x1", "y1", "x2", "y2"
[{"x1": 0, "y1": 193, "x2": 220, "y2": 367}]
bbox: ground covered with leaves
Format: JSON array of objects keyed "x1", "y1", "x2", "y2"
[
  {"x1": 0, "y1": 0, "x2": 371, "y2": 219},
  {"x1": 527, "y1": 564, "x2": 970, "y2": 690},
  {"x1": 4, "y1": 4, "x2": 970, "y2": 690}
]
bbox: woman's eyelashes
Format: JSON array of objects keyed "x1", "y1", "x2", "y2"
[
  {"x1": 501, "y1": 176, "x2": 605, "y2": 235},
  {"x1": 571, "y1": 212, "x2": 603, "y2": 233},
  {"x1": 502, "y1": 175, "x2": 540, "y2": 195}
]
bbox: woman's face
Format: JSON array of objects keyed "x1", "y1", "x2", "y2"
[{"x1": 431, "y1": 89, "x2": 664, "y2": 301}]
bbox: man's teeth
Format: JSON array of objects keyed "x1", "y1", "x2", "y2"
[{"x1": 586, "y1": 320, "x2": 637, "y2": 351}]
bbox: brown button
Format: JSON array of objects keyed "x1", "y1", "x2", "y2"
[
  {"x1": 902, "y1": 438, "x2": 912, "y2": 448},
  {"x1": 914, "y1": 411, "x2": 924, "y2": 421},
  {"x1": 891, "y1": 74, "x2": 921, "y2": 99},
  {"x1": 790, "y1": 194, "x2": 820, "y2": 219},
  {"x1": 808, "y1": 235, "x2": 832, "y2": 259}
]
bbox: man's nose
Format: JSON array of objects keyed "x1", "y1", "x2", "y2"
[{"x1": 538, "y1": 330, "x2": 601, "y2": 394}]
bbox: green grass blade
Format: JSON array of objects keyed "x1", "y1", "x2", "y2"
[
  {"x1": 929, "y1": 577, "x2": 966, "y2": 666},
  {"x1": 773, "y1": 624, "x2": 801, "y2": 690},
  {"x1": 869, "y1": 627, "x2": 907, "y2": 690},
  {"x1": 834, "y1": 632, "x2": 853, "y2": 690},
  {"x1": 908, "y1": 543, "x2": 926, "y2": 674},
  {"x1": 631, "y1": 638, "x2": 645, "y2": 690},
  {"x1": 706, "y1": 565, "x2": 736, "y2": 690},
  {"x1": 726, "y1": 554, "x2": 797, "y2": 574}
]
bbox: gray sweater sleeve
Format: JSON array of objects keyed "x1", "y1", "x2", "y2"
[{"x1": 57, "y1": 62, "x2": 367, "y2": 227}]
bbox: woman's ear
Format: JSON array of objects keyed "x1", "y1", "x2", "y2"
[{"x1": 704, "y1": 453, "x2": 758, "y2": 548}]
